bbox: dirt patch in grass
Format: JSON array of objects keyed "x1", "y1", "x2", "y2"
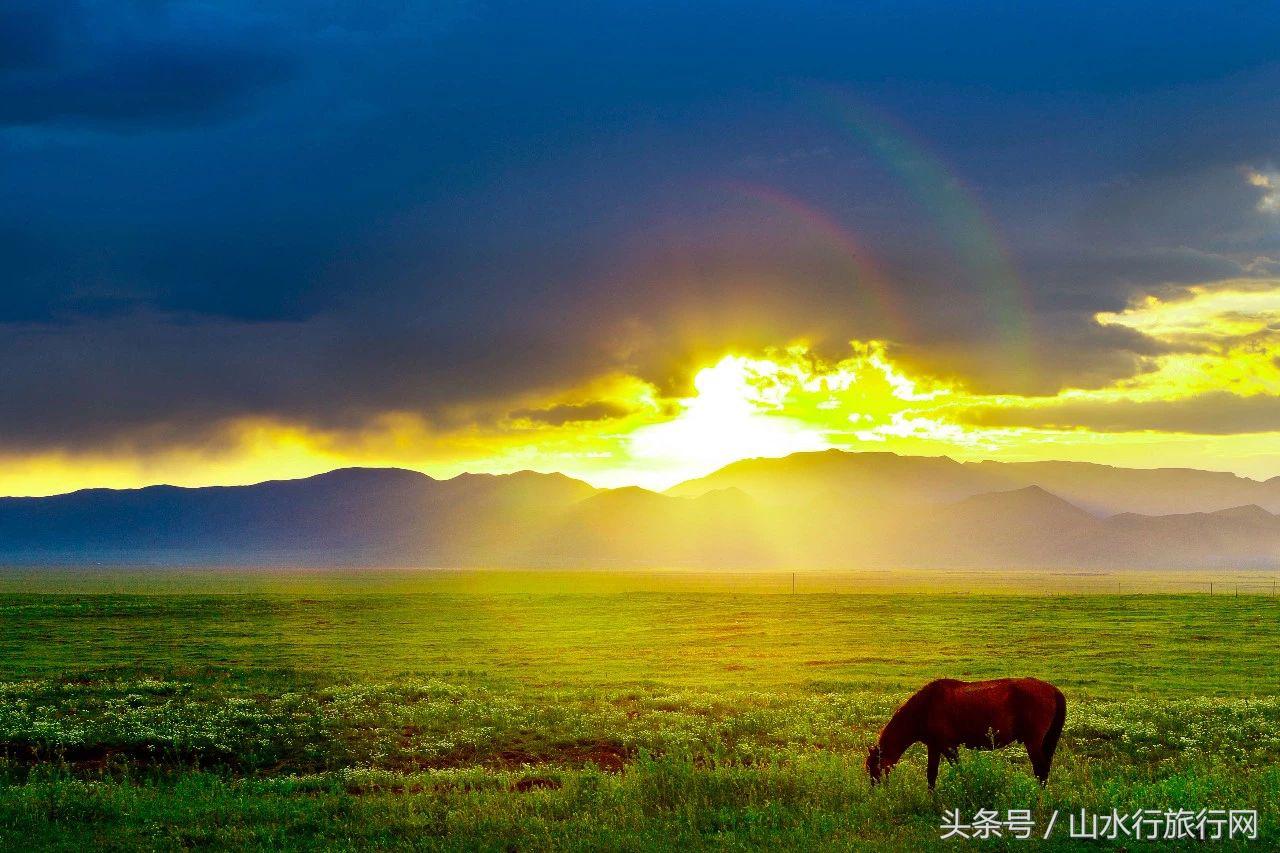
[
  {"x1": 0, "y1": 740, "x2": 240, "y2": 776},
  {"x1": 511, "y1": 775, "x2": 562, "y2": 792},
  {"x1": 345, "y1": 781, "x2": 428, "y2": 796},
  {"x1": 395, "y1": 739, "x2": 633, "y2": 774},
  {"x1": 493, "y1": 738, "x2": 632, "y2": 773},
  {"x1": 1, "y1": 734, "x2": 636, "y2": 779}
]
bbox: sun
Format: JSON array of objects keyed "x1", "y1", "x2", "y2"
[{"x1": 624, "y1": 355, "x2": 831, "y2": 488}]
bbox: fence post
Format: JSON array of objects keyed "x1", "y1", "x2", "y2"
[
  {"x1": 791, "y1": 572, "x2": 796, "y2": 594},
  {"x1": 1209, "y1": 581, "x2": 1214, "y2": 595}
]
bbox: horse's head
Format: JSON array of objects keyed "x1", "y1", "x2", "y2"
[{"x1": 865, "y1": 744, "x2": 883, "y2": 785}]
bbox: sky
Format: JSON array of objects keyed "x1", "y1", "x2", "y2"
[{"x1": 2, "y1": 1, "x2": 1280, "y2": 494}]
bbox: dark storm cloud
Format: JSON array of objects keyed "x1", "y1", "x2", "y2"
[
  {"x1": 0, "y1": 308, "x2": 634, "y2": 452},
  {"x1": 1077, "y1": 166, "x2": 1279, "y2": 252},
  {"x1": 0, "y1": 40, "x2": 293, "y2": 127},
  {"x1": 0, "y1": 1, "x2": 295, "y2": 127},
  {"x1": 0, "y1": 1, "x2": 68, "y2": 70},
  {"x1": 2, "y1": 1, "x2": 1280, "y2": 451}
]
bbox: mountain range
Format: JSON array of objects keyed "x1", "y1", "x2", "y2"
[{"x1": 3, "y1": 450, "x2": 1280, "y2": 569}]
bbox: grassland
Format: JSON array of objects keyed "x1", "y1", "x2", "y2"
[{"x1": 1, "y1": 570, "x2": 1277, "y2": 850}]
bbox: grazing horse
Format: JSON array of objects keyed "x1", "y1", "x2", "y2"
[{"x1": 866, "y1": 678, "x2": 1065, "y2": 790}]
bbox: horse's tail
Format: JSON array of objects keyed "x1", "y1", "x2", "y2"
[{"x1": 1043, "y1": 688, "x2": 1066, "y2": 757}]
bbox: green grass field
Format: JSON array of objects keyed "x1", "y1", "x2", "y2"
[{"x1": 1, "y1": 571, "x2": 1277, "y2": 850}]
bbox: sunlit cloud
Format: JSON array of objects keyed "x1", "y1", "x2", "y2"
[
  {"x1": 1092, "y1": 279, "x2": 1280, "y2": 399},
  {"x1": 961, "y1": 280, "x2": 1280, "y2": 439},
  {"x1": 1246, "y1": 168, "x2": 1280, "y2": 214},
  {"x1": 1097, "y1": 279, "x2": 1280, "y2": 342},
  {"x1": 5, "y1": 279, "x2": 1280, "y2": 496}
]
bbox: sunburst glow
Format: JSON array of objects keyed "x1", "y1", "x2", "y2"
[{"x1": 4, "y1": 279, "x2": 1280, "y2": 496}]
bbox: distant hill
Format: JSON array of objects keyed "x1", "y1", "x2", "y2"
[
  {"x1": 1102, "y1": 505, "x2": 1280, "y2": 569},
  {"x1": 969, "y1": 460, "x2": 1280, "y2": 516},
  {"x1": 905, "y1": 485, "x2": 1102, "y2": 567},
  {"x1": 668, "y1": 449, "x2": 1280, "y2": 516},
  {"x1": 0, "y1": 468, "x2": 596, "y2": 565},
  {"x1": 529, "y1": 486, "x2": 780, "y2": 568},
  {"x1": 666, "y1": 450, "x2": 999, "y2": 509},
  {"x1": 2, "y1": 451, "x2": 1280, "y2": 569}
]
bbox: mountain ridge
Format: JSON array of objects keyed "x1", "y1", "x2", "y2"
[
  {"x1": 668, "y1": 450, "x2": 1280, "y2": 516},
  {"x1": 2, "y1": 452, "x2": 1279, "y2": 569}
]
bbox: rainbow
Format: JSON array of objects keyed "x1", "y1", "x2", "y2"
[
  {"x1": 816, "y1": 89, "x2": 1036, "y2": 380},
  {"x1": 723, "y1": 180, "x2": 911, "y2": 340}
]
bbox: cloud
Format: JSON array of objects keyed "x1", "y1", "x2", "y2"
[
  {"x1": 0, "y1": 1, "x2": 69, "y2": 71},
  {"x1": 1075, "y1": 165, "x2": 1278, "y2": 251},
  {"x1": 510, "y1": 402, "x2": 635, "y2": 427},
  {"x1": 959, "y1": 392, "x2": 1280, "y2": 435},
  {"x1": 0, "y1": 1, "x2": 295, "y2": 128},
  {"x1": 1096, "y1": 278, "x2": 1280, "y2": 346},
  {"x1": 0, "y1": 306, "x2": 650, "y2": 454},
  {"x1": 953, "y1": 279, "x2": 1280, "y2": 433},
  {"x1": 1, "y1": 2, "x2": 1280, "y2": 489},
  {"x1": 1248, "y1": 168, "x2": 1280, "y2": 214}
]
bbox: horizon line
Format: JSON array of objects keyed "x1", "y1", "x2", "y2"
[{"x1": 3, "y1": 447, "x2": 1272, "y2": 501}]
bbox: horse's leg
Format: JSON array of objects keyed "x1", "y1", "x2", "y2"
[
  {"x1": 1035, "y1": 691, "x2": 1066, "y2": 786},
  {"x1": 1031, "y1": 738, "x2": 1058, "y2": 786},
  {"x1": 926, "y1": 744, "x2": 941, "y2": 791},
  {"x1": 1042, "y1": 733, "x2": 1059, "y2": 776},
  {"x1": 1025, "y1": 741, "x2": 1049, "y2": 786},
  {"x1": 1041, "y1": 706, "x2": 1064, "y2": 781},
  {"x1": 943, "y1": 746, "x2": 959, "y2": 764}
]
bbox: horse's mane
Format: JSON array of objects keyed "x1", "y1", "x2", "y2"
[
  {"x1": 879, "y1": 679, "x2": 962, "y2": 751},
  {"x1": 886, "y1": 680, "x2": 958, "y2": 723}
]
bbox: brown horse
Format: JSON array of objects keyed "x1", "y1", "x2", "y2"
[{"x1": 866, "y1": 678, "x2": 1065, "y2": 790}]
